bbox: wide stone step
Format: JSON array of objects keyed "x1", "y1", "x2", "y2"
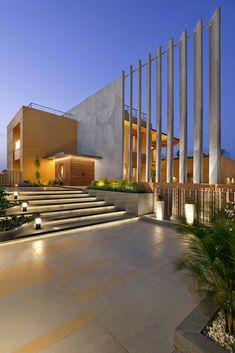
[
  {"x1": 25, "y1": 197, "x2": 97, "y2": 205},
  {"x1": 43, "y1": 210, "x2": 127, "y2": 226},
  {"x1": 11, "y1": 190, "x2": 83, "y2": 196},
  {"x1": 11, "y1": 194, "x2": 90, "y2": 201},
  {"x1": 9, "y1": 214, "x2": 138, "y2": 241},
  {"x1": 43, "y1": 205, "x2": 121, "y2": 219},
  {"x1": 6, "y1": 201, "x2": 108, "y2": 215}
]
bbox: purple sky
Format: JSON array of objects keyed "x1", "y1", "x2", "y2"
[{"x1": 0, "y1": 0, "x2": 234, "y2": 170}]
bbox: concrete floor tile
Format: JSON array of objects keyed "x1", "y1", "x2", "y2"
[{"x1": 0, "y1": 221, "x2": 199, "y2": 353}]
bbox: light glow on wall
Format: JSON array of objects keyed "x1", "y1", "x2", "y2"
[{"x1": 15, "y1": 139, "x2": 21, "y2": 150}]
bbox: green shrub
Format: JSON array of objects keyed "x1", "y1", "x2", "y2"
[
  {"x1": 175, "y1": 208, "x2": 235, "y2": 336},
  {"x1": 0, "y1": 215, "x2": 34, "y2": 232},
  {"x1": 0, "y1": 187, "x2": 11, "y2": 210},
  {"x1": 89, "y1": 179, "x2": 145, "y2": 193},
  {"x1": 0, "y1": 186, "x2": 21, "y2": 214},
  {"x1": 48, "y1": 179, "x2": 64, "y2": 186}
]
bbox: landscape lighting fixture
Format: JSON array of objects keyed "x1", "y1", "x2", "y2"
[
  {"x1": 22, "y1": 202, "x2": 28, "y2": 212},
  {"x1": 34, "y1": 217, "x2": 42, "y2": 230}
]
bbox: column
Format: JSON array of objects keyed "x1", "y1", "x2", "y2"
[
  {"x1": 121, "y1": 70, "x2": 125, "y2": 179},
  {"x1": 137, "y1": 59, "x2": 142, "y2": 182},
  {"x1": 128, "y1": 65, "x2": 133, "y2": 181},
  {"x1": 193, "y1": 19, "x2": 203, "y2": 184},
  {"x1": 156, "y1": 47, "x2": 162, "y2": 183},
  {"x1": 146, "y1": 53, "x2": 152, "y2": 182},
  {"x1": 209, "y1": 7, "x2": 221, "y2": 184},
  {"x1": 179, "y1": 30, "x2": 188, "y2": 183},
  {"x1": 167, "y1": 39, "x2": 174, "y2": 183}
]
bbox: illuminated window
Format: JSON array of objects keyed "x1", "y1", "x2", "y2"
[
  {"x1": 58, "y1": 164, "x2": 65, "y2": 180},
  {"x1": 15, "y1": 139, "x2": 21, "y2": 150}
]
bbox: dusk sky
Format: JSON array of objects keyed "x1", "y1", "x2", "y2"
[{"x1": 0, "y1": 0, "x2": 234, "y2": 170}]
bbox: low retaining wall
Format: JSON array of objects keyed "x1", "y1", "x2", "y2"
[
  {"x1": 86, "y1": 189, "x2": 153, "y2": 216},
  {"x1": 174, "y1": 298, "x2": 226, "y2": 353}
]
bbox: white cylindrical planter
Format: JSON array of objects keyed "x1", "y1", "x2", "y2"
[
  {"x1": 185, "y1": 204, "x2": 195, "y2": 225},
  {"x1": 156, "y1": 201, "x2": 165, "y2": 220}
]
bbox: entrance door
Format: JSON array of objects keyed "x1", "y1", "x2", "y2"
[{"x1": 71, "y1": 158, "x2": 94, "y2": 186}]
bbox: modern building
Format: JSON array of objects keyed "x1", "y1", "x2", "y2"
[
  {"x1": 7, "y1": 82, "x2": 235, "y2": 186},
  {"x1": 6, "y1": 8, "x2": 235, "y2": 186},
  {"x1": 7, "y1": 86, "x2": 179, "y2": 186}
]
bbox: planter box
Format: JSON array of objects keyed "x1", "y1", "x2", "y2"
[
  {"x1": 174, "y1": 298, "x2": 227, "y2": 353},
  {"x1": 86, "y1": 189, "x2": 153, "y2": 216},
  {"x1": 0, "y1": 222, "x2": 32, "y2": 242}
]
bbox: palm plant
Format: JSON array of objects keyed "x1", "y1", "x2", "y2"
[{"x1": 175, "y1": 209, "x2": 235, "y2": 336}]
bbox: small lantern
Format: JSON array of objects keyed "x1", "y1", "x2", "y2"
[
  {"x1": 34, "y1": 217, "x2": 42, "y2": 230},
  {"x1": 13, "y1": 191, "x2": 18, "y2": 200},
  {"x1": 15, "y1": 184, "x2": 18, "y2": 187},
  {"x1": 22, "y1": 202, "x2": 28, "y2": 212}
]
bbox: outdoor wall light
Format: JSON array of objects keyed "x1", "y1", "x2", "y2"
[
  {"x1": 13, "y1": 191, "x2": 18, "y2": 199},
  {"x1": 15, "y1": 184, "x2": 18, "y2": 187},
  {"x1": 34, "y1": 217, "x2": 42, "y2": 230},
  {"x1": 22, "y1": 202, "x2": 28, "y2": 212}
]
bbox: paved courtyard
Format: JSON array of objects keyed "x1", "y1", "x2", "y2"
[{"x1": 0, "y1": 220, "x2": 200, "y2": 353}]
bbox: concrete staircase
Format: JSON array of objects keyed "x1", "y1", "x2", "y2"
[{"x1": 5, "y1": 189, "x2": 138, "y2": 241}]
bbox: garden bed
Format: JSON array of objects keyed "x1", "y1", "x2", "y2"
[
  {"x1": 0, "y1": 215, "x2": 35, "y2": 242},
  {"x1": 204, "y1": 311, "x2": 235, "y2": 352},
  {"x1": 174, "y1": 298, "x2": 228, "y2": 353},
  {"x1": 89, "y1": 179, "x2": 146, "y2": 193}
]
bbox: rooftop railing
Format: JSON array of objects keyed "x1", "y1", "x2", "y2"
[
  {"x1": 28, "y1": 103, "x2": 75, "y2": 119},
  {"x1": 125, "y1": 104, "x2": 147, "y2": 121}
]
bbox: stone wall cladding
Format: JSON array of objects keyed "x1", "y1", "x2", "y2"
[{"x1": 86, "y1": 189, "x2": 153, "y2": 216}]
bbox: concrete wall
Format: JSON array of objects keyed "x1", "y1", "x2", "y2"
[
  {"x1": 87, "y1": 189, "x2": 153, "y2": 216},
  {"x1": 67, "y1": 77, "x2": 123, "y2": 179}
]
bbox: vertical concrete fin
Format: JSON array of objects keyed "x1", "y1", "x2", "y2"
[
  {"x1": 146, "y1": 53, "x2": 152, "y2": 182},
  {"x1": 156, "y1": 47, "x2": 162, "y2": 183},
  {"x1": 129, "y1": 65, "x2": 133, "y2": 181},
  {"x1": 137, "y1": 59, "x2": 142, "y2": 182},
  {"x1": 179, "y1": 30, "x2": 188, "y2": 184},
  {"x1": 121, "y1": 70, "x2": 125, "y2": 179},
  {"x1": 193, "y1": 19, "x2": 203, "y2": 184},
  {"x1": 209, "y1": 7, "x2": 221, "y2": 184},
  {"x1": 167, "y1": 39, "x2": 174, "y2": 183}
]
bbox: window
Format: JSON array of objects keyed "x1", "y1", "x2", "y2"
[{"x1": 15, "y1": 139, "x2": 21, "y2": 150}]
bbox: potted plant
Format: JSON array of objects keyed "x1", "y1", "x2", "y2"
[
  {"x1": 156, "y1": 192, "x2": 165, "y2": 220},
  {"x1": 185, "y1": 195, "x2": 195, "y2": 225}
]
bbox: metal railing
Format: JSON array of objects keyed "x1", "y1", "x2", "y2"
[
  {"x1": 28, "y1": 103, "x2": 75, "y2": 119},
  {"x1": 0, "y1": 171, "x2": 22, "y2": 186},
  {"x1": 125, "y1": 104, "x2": 147, "y2": 121}
]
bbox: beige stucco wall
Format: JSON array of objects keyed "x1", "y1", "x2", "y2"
[
  {"x1": 7, "y1": 106, "x2": 78, "y2": 183},
  {"x1": 221, "y1": 155, "x2": 235, "y2": 183},
  {"x1": 7, "y1": 107, "x2": 23, "y2": 172}
]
